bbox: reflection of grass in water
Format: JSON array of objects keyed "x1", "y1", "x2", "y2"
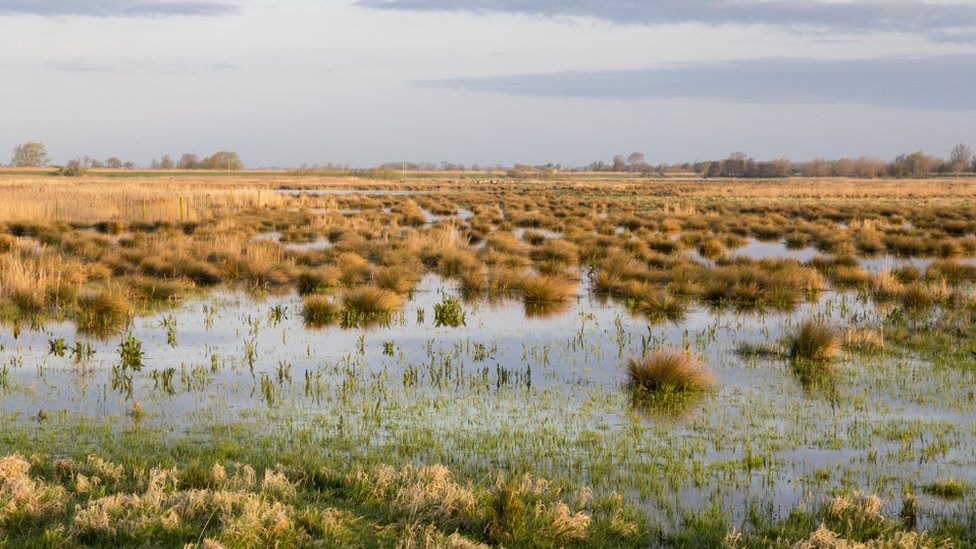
[
  {"x1": 524, "y1": 300, "x2": 572, "y2": 320},
  {"x1": 629, "y1": 387, "x2": 709, "y2": 424}
]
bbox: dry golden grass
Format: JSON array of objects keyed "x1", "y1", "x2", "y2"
[
  {"x1": 789, "y1": 319, "x2": 841, "y2": 363},
  {"x1": 626, "y1": 349, "x2": 715, "y2": 395},
  {"x1": 0, "y1": 175, "x2": 282, "y2": 224},
  {"x1": 341, "y1": 286, "x2": 403, "y2": 317},
  {"x1": 521, "y1": 275, "x2": 576, "y2": 304}
]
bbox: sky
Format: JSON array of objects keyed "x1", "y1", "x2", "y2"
[{"x1": 1, "y1": 0, "x2": 975, "y2": 167}]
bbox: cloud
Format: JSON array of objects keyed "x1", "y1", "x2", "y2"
[
  {"x1": 357, "y1": 0, "x2": 976, "y2": 39},
  {"x1": 421, "y1": 55, "x2": 976, "y2": 111},
  {"x1": 0, "y1": 1, "x2": 239, "y2": 17}
]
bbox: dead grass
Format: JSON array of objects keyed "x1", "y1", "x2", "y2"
[
  {"x1": 626, "y1": 349, "x2": 715, "y2": 395},
  {"x1": 521, "y1": 275, "x2": 576, "y2": 304}
]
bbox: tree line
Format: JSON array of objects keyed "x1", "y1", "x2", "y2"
[
  {"x1": 6, "y1": 142, "x2": 243, "y2": 173},
  {"x1": 586, "y1": 145, "x2": 975, "y2": 178},
  {"x1": 7, "y1": 141, "x2": 975, "y2": 178}
]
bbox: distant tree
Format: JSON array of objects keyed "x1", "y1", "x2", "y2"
[
  {"x1": 891, "y1": 151, "x2": 934, "y2": 178},
  {"x1": 159, "y1": 155, "x2": 175, "y2": 170},
  {"x1": 105, "y1": 157, "x2": 123, "y2": 169},
  {"x1": 201, "y1": 150, "x2": 243, "y2": 171},
  {"x1": 800, "y1": 158, "x2": 831, "y2": 177},
  {"x1": 11, "y1": 142, "x2": 49, "y2": 167},
  {"x1": 627, "y1": 152, "x2": 645, "y2": 172},
  {"x1": 80, "y1": 155, "x2": 103, "y2": 169},
  {"x1": 178, "y1": 153, "x2": 200, "y2": 169},
  {"x1": 832, "y1": 158, "x2": 856, "y2": 177},
  {"x1": 725, "y1": 152, "x2": 750, "y2": 177},
  {"x1": 853, "y1": 157, "x2": 884, "y2": 178},
  {"x1": 56, "y1": 158, "x2": 88, "y2": 177},
  {"x1": 950, "y1": 144, "x2": 972, "y2": 176},
  {"x1": 611, "y1": 154, "x2": 627, "y2": 172}
]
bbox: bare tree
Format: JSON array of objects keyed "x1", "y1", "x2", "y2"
[
  {"x1": 950, "y1": 144, "x2": 973, "y2": 176},
  {"x1": 626, "y1": 152, "x2": 645, "y2": 172},
  {"x1": 178, "y1": 153, "x2": 200, "y2": 169},
  {"x1": 11, "y1": 142, "x2": 49, "y2": 167}
]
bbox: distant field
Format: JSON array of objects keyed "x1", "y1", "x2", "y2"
[{"x1": 1, "y1": 173, "x2": 975, "y2": 547}]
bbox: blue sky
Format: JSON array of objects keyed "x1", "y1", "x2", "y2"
[{"x1": 2, "y1": 0, "x2": 974, "y2": 167}]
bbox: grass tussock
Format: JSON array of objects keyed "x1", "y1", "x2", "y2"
[
  {"x1": 302, "y1": 295, "x2": 340, "y2": 327},
  {"x1": 341, "y1": 286, "x2": 403, "y2": 322},
  {"x1": 521, "y1": 275, "x2": 576, "y2": 304},
  {"x1": 789, "y1": 319, "x2": 841, "y2": 363},
  {"x1": 626, "y1": 349, "x2": 715, "y2": 397},
  {"x1": 76, "y1": 288, "x2": 133, "y2": 334}
]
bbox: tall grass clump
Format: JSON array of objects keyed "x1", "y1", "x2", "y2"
[
  {"x1": 521, "y1": 275, "x2": 575, "y2": 304},
  {"x1": 626, "y1": 349, "x2": 715, "y2": 398},
  {"x1": 788, "y1": 319, "x2": 841, "y2": 363},
  {"x1": 76, "y1": 288, "x2": 133, "y2": 335},
  {"x1": 340, "y1": 286, "x2": 402, "y2": 326},
  {"x1": 302, "y1": 295, "x2": 340, "y2": 327},
  {"x1": 698, "y1": 238, "x2": 725, "y2": 260},
  {"x1": 635, "y1": 290, "x2": 686, "y2": 324},
  {"x1": 297, "y1": 267, "x2": 341, "y2": 295}
]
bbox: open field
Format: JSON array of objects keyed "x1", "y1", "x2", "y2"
[{"x1": 2, "y1": 172, "x2": 976, "y2": 547}]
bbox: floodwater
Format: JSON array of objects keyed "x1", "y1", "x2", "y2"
[{"x1": 2, "y1": 273, "x2": 974, "y2": 528}]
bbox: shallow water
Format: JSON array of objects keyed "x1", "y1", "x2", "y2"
[{"x1": 2, "y1": 275, "x2": 974, "y2": 529}]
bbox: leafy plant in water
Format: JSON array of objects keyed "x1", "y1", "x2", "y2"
[
  {"x1": 434, "y1": 295, "x2": 467, "y2": 328},
  {"x1": 47, "y1": 337, "x2": 67, "y2": 357},
  {"x1": 268, "y1": 304, "x2": 287, "y2": 326},
  {"x1": 159, "y1": 315, "x2": 177, "y2": 347},
  {"x1": 70, "y1": 341, "x2": 94, "y2": 363},
  {"x1": 118, "y1": 332, "x2": 144, "y2": 372}
]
